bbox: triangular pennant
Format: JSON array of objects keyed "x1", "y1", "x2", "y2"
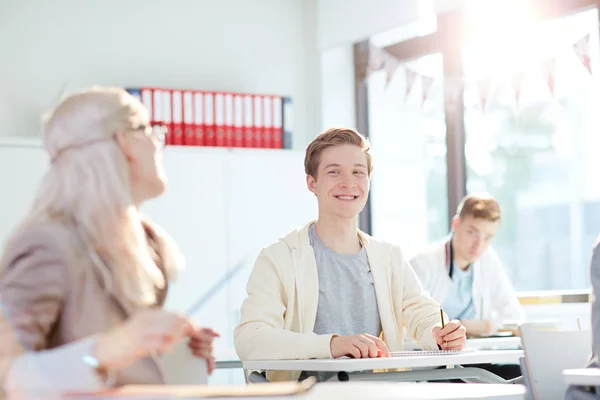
[
  {"x1": 540, "y1": 57, "x2": 556, "y2": 96},
  {"x1": 476, "y1": 78, "x2": 493, "y2": 111},
  {"x1": 510, "y1": 71, "x2": 526, "y2": 107},
  {"x1": 421, "y1": 75, "x2": 435, "y2": 107},
  {"x1": 384, "y1": 55, "x2": 401, "y2": 87},
  {"x1": 573, "y1": 33, "x2": 592, "y2": 75},
  {"x1": 367, "y1": 45, "x2": 386, "y2": 75},
  {"x1": 405, "y1": 69, "x2": 418, "y2": 97}
]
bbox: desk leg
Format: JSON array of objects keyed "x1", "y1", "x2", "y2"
[
  {"x1": 248, "y1": 371, "x2": 270, "y2": 383},
  {"x1": 341, "y1": 367, "x2": 509, "y2": 383}
]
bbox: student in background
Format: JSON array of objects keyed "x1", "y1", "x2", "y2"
[
  {"x1": 565, "y1": 240, "x2": 600, "y2": 400},
  {"x1": 234, "y1": 128, "x2": 467, "y2": 382},
  {"x1": 409, "y1": 193, "x2": 523, "y2": 380},
  {"x1": 0, "y1": 87, "x2": 217, "y2": 398},
  {"x1": 409, "y1": 193, "x2": 524, "y2": 337}
]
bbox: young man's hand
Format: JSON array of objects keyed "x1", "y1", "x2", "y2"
[
  {"x1": 460, "y1": 319, "x2": 495, "y2": 337},
  {"x1": 432, "y1": 319, "x2": 467, "y2": 350},
  {"x1": 330, "y1": 333, "x2": 390, "y2": 358}
]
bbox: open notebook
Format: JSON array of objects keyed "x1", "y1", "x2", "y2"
[{"x1": 390, "y1": 350, "x2": 466, "y2": 357}]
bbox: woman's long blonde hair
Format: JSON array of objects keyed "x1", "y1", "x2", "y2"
[{"x1": 3, "y1": 86, "x2": 182, "y2": 306}]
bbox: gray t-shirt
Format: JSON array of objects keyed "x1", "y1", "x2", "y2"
[{"x1": 300, "y1": 224, "x2": 381, "y2": 381}]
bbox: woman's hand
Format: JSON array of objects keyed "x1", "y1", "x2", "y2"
[
  {"x1": 188, "y1": 327, "x2": 220, "y2": 374},
  {"x1": 93, "y1": 309, "x2": 193, "y2": 370}
]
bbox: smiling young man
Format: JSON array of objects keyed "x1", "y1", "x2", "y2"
[
  {"x1": 409, "y1": 193, "x2": 524, "y2": 338},
  {"x1": 234, "y1": 128, "x2": 466, "y2": 382}
]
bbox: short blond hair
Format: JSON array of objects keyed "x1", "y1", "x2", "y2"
[
  {"x1": 304, "y1": 128, "x2": 372, "y2": 178},
  {"x1": 457, "y1": 193, "x2": 501, "y2": 222}
]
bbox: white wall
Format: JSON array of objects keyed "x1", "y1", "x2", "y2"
[
  {"x1": 0, "y1": 0, "x2": 320, "y2": 149},
  {"x1": 320, "y1": 44, "x2": 356, "y2": 132}
]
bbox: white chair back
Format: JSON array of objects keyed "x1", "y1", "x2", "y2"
[{"x1": 520, "y1": 323, "x2": 591, "y2": 400}]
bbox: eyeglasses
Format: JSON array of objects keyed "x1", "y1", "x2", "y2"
[
  {"x1": 50, "y1": 123, "x2": 167, "y2": 163},
  {"x1": 134, "y1": 124, "x2": 166, "y2": 148}
]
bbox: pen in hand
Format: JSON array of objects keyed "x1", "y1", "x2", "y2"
[{"x1": 440, "y1": 306, "x2": 447, "y2": 347}]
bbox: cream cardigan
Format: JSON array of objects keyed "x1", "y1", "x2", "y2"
[{"x1": 234, "y1": 221, "x2": 444, "y2": 382}]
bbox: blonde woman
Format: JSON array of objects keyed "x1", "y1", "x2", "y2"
[{"x1": 0, "y1": 87, "x2": 216, "y2": 398}]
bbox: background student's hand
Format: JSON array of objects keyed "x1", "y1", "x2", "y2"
[
  {"x1": 432, "y1": 319, "x2": 467, "y2": 350},
  {"x1": 330, "y1": 333, "x2": 391, "y2": 358},
  {"x1": 188, "y1": 327, "x2": 220, "y2": 374},
  {"x1": 94, "y1": 308, "x2": 193, "y2": 370},
  {"x1": 460, "y1": 319, "x2": 494, "y2": 337}
]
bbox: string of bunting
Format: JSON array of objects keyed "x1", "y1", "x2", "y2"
[{"x1": 367, "y1": 33, "x2": 593, "y2": 110}]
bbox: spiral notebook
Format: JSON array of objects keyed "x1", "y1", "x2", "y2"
[{"x1": 390, "y1": 350, "x2": 465, "y2": 357}]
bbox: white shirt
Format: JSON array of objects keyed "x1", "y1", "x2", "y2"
[{"x1": 408, "y1": 239, "x2": 524, "y2": 324}]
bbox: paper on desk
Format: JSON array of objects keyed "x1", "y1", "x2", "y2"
[
  {"x1": 64, "y1": 377, "x2": 316, "y2": 398},
  {"x1": 161, "y1": 340, "x2": 208, "y2": 385}
]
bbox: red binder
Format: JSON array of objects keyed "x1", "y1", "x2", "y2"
[
  {"x1": 214, "y1": 92, "x2": 225, "y2": 147},
  {"x1": 162, "y1": 89, "x2": 173, "y2": 146},
  {"x1": 263, "y1": 95, "x2": 273, "y2": 148},
  {"x1": 253, "y1": 94, "x2": 264, "y2": 148},
  {"x1": 171, "y1": 90, "x2": 184, "y2": 146},
  {"x1": 243, "y1": 94, "x2": 254, "y2": 148},
  {"x1": 204, "y1": 92, "x2": 215, "y2": 147},
  {"x1": 224, "y1": 93, "x2": 234, "y2": 148},
  {"x1": 183, "y1": 90, "x2": 194, "y2": 146},
  {"x1": 193, "y1": 91, "x2": 205, "y2": 146},
  {"x1": 272, "y1": 96, "x2": 283, "y2": 149},
  {"x1": 233, "y1": 94, "x2": 244, "y2": 148}
]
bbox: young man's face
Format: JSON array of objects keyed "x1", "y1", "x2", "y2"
[
  {"x1": 306, "y1": 144, "x2": 370, "y2": 220},
  {"x1": 451, "y1": 215, "x2": 500, "y2": 263}
]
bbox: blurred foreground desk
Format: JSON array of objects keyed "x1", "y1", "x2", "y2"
[{"x1": 64, "y1": 382, "x2": 527, "y2": 400}]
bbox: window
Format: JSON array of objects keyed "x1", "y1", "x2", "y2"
[
  {"x1": 462, "y1": 8, "x2": 600, "y2": 290},
  {"x1": 368, "y1": 53, "x2": 449, "y2": 252}
]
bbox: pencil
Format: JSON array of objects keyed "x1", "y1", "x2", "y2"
[{"x1": 440, "y1": 306, "x2": 447, "y2": 346}]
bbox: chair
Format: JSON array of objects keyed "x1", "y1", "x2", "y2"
[{"x1": 519, "y1": 323, "x2": 591, "y2": 400}]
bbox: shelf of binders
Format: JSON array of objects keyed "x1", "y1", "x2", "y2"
[{"x1": 125, "y1": 87, "x2": 293, "y2": 149}]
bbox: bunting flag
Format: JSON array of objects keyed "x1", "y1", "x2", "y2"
[
  {"x1": 540, "y1": 57, "x2": 556, "y2": 96},
  {"x1": 367, "y1": 45, "x2": 386, "y2": 73},
  {"x1": 405, "y1": 69, "x2": 418, "y2": 98},
  {"x1": 421, "y1": 75, "x2": 435, "y2": 107},
  {"x1": 573, "y1": 33, "x2": 592, "y2": 75},
  {"x1": 476, "y1": 78, "x2": 493, "y2": 111},
  {"x1": 510, "y1": 71, "x2": 526, "y2": 107},
  {"x1": 384, "y1": 54, "x2": 401, "y2": 87}
]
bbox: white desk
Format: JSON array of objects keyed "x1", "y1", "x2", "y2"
[
  {"x1": 293, "y1": 382, "x2": 527, "y2": 400},
  {"x1": 214, "y1": 347, "x2": 242, "y2": 369},
  {"x1": 244, "y1": 350, "x2": 524, "y2": 384},
  {"x1": 215, "y1": 339, "x2": 522, "y2": 370},
  {"x1": 244, "y1": 350, "x2": 523, "y2": 372},
  {"x1": 563, "y1": 368, "x2": 600, "y2": 386}
]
